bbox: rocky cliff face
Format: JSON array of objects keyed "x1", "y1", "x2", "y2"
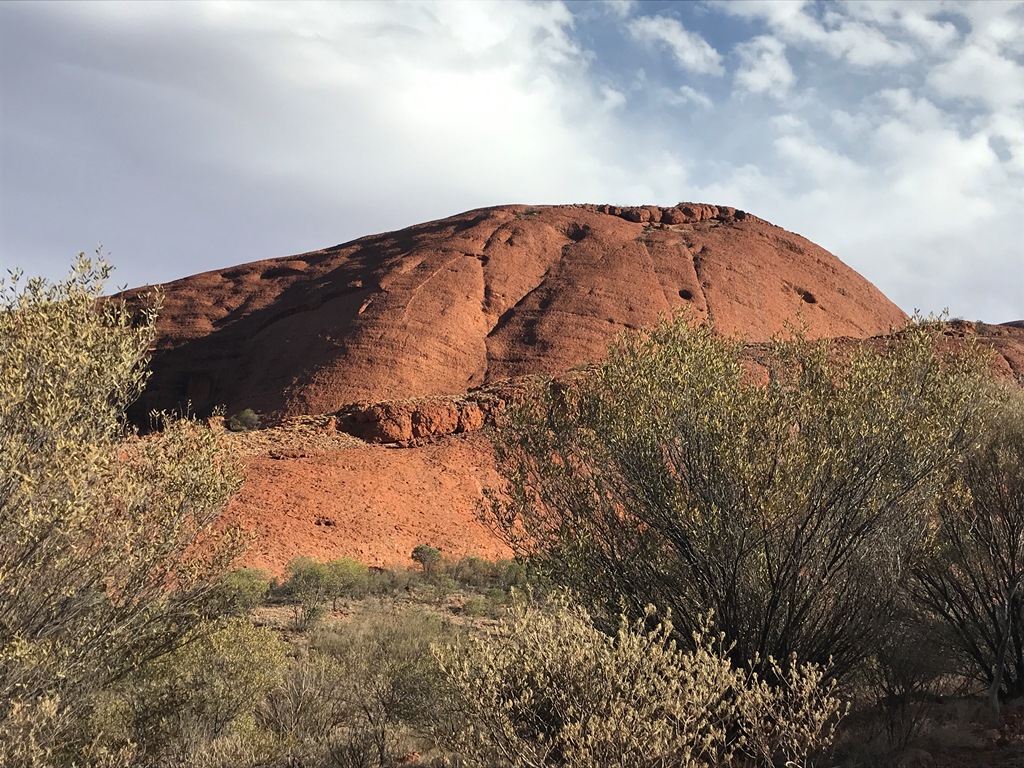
[{"x1": 127, "y1": 203, "x2": 908, "y2": 423}]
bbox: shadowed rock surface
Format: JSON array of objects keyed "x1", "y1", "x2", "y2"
[{"x1": 127, "y1": 203, "x2": 909, "y2": 422}]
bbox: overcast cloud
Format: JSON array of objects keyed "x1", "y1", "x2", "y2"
[{"x1": 1, "y1": 0, "x2": 1021, "y2": 321}]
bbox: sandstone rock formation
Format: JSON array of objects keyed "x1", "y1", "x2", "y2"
[
  {"x1": 133, "y1": 203, "x2": 993, "y2": 571},
  {"x1": 128, "y1": 204, "x2": 909, "y2": 423}
]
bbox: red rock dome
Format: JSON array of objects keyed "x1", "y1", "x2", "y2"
[{"x1": 129, "y1": 203, "x2": 908, "y2": 421}]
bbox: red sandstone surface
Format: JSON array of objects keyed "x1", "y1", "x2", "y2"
[
  {"x1": 128, "y1": 204, "x2": 908, "y2": 422},
  {"x1": 130, "y1": 204, "x2": 1024, "y2": 574}
]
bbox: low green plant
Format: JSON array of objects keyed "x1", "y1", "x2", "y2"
[
  {"x1": 325, "y1": 556, "x2": 370, "y2": 608},
  {"x1": 92, "y1": 617, "x2": 288, "y2": 765},
  {"x1": 226, "y1": 408, "x2": 261, "y2": 432},
  {"x1": 219, "y1": 567, "x2": 272, "y2": 615},
  {"x1": 433, "y1": 595, "x2": 845, "y2": 768},
  {"x1": 257, "y1": 611, "x2": 449, "y2": 767},
  {"x1": 448, "y1": 554, "x2": 496, "y2": 588},
  {"x1": 461, "y1": 596, "x2": 490, "y2": 618}
]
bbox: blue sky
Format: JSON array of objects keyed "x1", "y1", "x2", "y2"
[{"x1": 1, "y1": 0, "x2": 1021, "y2": 321}]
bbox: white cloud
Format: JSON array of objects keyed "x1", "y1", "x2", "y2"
[
  {"x1": 718, "y1": 0, "x2": 914, "y2": 67},
  {"x1": 600, "y1": 84, "x2": 628, "y2": 111},
  {"x1": 1, "y1": 0, "x2": 1021, "y2": 325},
  {"x1": 627, "y1": 14, "x2": 724, "y2": 75},
  {"x1": 674, "y1": 85, "x2": 713, "y2": 109},
  {"x1": 602, "y1": 0, "x2": 636, "y2": 20},
  {"x1": 734, "y1": 35, "x2": 795, "y2": 96},
  {"x1": 929, "y1": 43, "x2": 1024, "y2": 110},
  {"x1": 842, "y1": 1, "x2": 960, "y2": 50},
  {"x1": 2, "y1": 0, "x2": 682, "y2": 289}
]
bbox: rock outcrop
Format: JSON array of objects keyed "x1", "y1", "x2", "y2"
[
  {"x1": 127, "y1": 204, "x2": 909, "y2": 422},
  {"x1": 126, "y1": 203, "x2": 991, "y2": 571}
]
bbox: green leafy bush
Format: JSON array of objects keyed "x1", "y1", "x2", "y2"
[
  {"x1": 912, "y1": 387, "x2": 1024, "y2": 703},
  {"x1": 325, "y1": 556, "x2": 370, "y2": 608},
  {"x1": 411, "y1": 544, "x2": 443, "y2": 577},
  {"x1": 0, "y1": 256, "x2": 244, "y2": 764},
  {"x1": 485, "y1": 314, "x2": 995, "y2": 679},
  {"x1": 92, "y1": 617, "x2": 288, "y2": 764},
  {"x1": 283, "y1": 556, "x2": 332, "y2": 629},
  {"x1": 258, "y1": 611, "x2": 449, "y2": 767},
  {"x1": 219, "y1": 567, "x2": 272, "y2": 615},
  {"x1": 433, "y1": 595, "x2": 844, "y2": 767},
  {"x1": 226, "y1": 407, "x2": 261, "y2": 432}
]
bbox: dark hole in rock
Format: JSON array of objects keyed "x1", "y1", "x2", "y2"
[
  {"x1": 565, "y1": 222, "x2": 589, "y2": 242},
  {"x1": 801, "y1": 290, "x2": 818, "y2": 304},
  {"x1": 679, "y1": 289, "x2": 694, "y2": 301},
  {"x1": 261, "y1": 265, "x2": 305, "y2": 279}
]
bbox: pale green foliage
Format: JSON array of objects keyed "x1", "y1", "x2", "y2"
[
  {"x1": 92, "y1": 617, "x2": 288, "y2": 764},
  {"x1": 0, "y1": 255, "x2": 244, "y2": 763},
  {"x1": 219, "y1": 567, "x2": 272, "y2": 615},
  {"x1": 258, "y1": 611, "x2": 449, "y2": 767},
  {"x1": 912, "y1": 386, "x2": 1024, "y2": 700},
  {"x1": 433, "y1": 595, "x2": 843, "y2": 768},
  {"x1": 486, "y1": 314, "x2": 995, "y2": 678},
  {"x1": 325, "y1": 556, "x2": 369, "y2": 608},
  {"x1": 226, "y1": 408, "x2": 261, "y2": 432},
  {"x1": 411, "y1": 544, "x2": 442, "y2": 577},
  {"x1": 283, "y1": 556, "x2": 332, "y2": 628}
]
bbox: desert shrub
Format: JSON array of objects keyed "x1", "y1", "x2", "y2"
[
  {"x1": 449, "y1": 554, "x2": 497, "y2": 588},
  {"x1": 460, "y1": 596, "x2": 490, "y2": 618},
  {"x1": 484, "y1": 314, "x2": 995, "y2": 680},
  {"x1": 92, "y1": 617, "x2": 288, "y2": 764},
  {"x1": 325, "y1": 556, "x2": 370, "y2": 608},
  {"x1": 258, "y1": 611, "x2": 449, "y2": 767},
  {"x1": 284, "y1": 556, "x2": 332, "y2": 629},
  {"x1": 0, "y1": 256, "x2": 244, "y2": 764},
  {"x1": 226, "y1": 407, "x2": 261, "y2": 432},
  {"x1": 432, "y1": 595, "x2": 844, "y2": 767},
  {"x1": 498, "y1": 559, "x2": 529, "y2": 591},
  {"x1": 362, "y1": 566, "x2": 414, "y2": 597},
  {"x1": 314, "y1": 611, "x2": 448, "y2": 765},
  {"x1": 411, "y1": 544, "x2": 443, "y2": 577},
  {"x1": 219, "y1": 567, "x2": 272, "y2": 615},
  {"x1": 849, "y1": 609, "x2": 957, "y2": 753},
  {"x1": 912, "y1": 387, "x2": 1024, "y2": 703}
]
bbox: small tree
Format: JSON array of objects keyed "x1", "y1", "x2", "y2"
[
  {"x1": 226, "y1": 407, "x2": 261, "y2": 432},
  {"x1": 96, "y1": 617, "x2": 288, "y2": 764},
  {"x1": 218, "y1": 567, "x2": 272, "y2": 615},
  {"x1": 484, "y1": 314, "x2": 995, "y2": 680},
  {"x1": 411, "y1": 544, "x2": 443, "y2": 578},
  {"x1": 912, "y1": 388, "x2": 1024, "y2": 704},
  {"x1": 325, "y1": 556, "x2": 369, "y2": 609},
  {"x1": 0, "y1": 256, "x2": 244, "y2": 764},
  {"x1": 311, "y1": 611, "x2": 448, "y2": 766},
  {"x1": 284, "y1": 556, "x2": 331, "y2": 628}
]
